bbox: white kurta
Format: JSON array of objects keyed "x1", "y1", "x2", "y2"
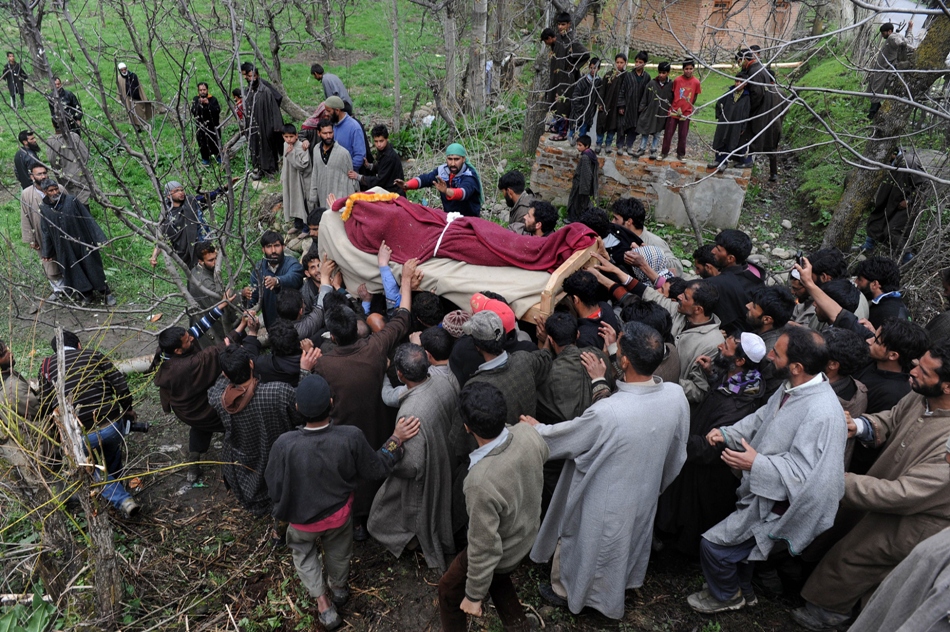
[
  {"x1": 308, "y1": 142, "x2": 358, "y2": 210},
  {"x1": 280, "y1": 140, "x2": 311, "y2": 222},
  {"x1": 530, "y1": 378, "x2": 689, "y2": 619}
]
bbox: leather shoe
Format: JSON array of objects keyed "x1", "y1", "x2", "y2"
[
  {"x1": 538, "y1": 583, "x2": 567, "y2": 608},
  {"x1": 353, "y1": 523, "x2": 368, "y2": 542}
]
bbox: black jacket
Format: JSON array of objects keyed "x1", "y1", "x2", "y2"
[
  {"x1": 48, "y1": 87, "x2": 84, "y2": 130},
  {"x1": 360, "y1": 143, "x2": 405, "y2": 193},
  {"x1": 14, "y1": 147, "x2": 41, "y2": 189},
  {"x1": 705, "y1": 262, "x2": 766, "y2": 333},
  {"x1": 577, "y1": 301, "x2": 622, "y2": 350},
  {"x1": 39, "y1": 348, "x2": 132, "y2": 430},
  {"x1": 854, "y1": 362, "x2": 910, "y2": 415},
  {"x1": 868, "y1": 294, "x2": 911, "y2": 330}
]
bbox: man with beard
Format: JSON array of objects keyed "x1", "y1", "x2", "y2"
[
  {"x1": 21, "y1": 164, "x2": 66, "y2": 302},
  {"x1": 855, "y1": 255, "x2": 911, "y2": 329},
  {"x1": 396, "y1": 143, "x2": 483, "y2": 217},
  {"x1": 324, "y1": 96, "x2": 366, "y2": 171},
  {"x1": 612, "y1": 197, "x2": 681, "y2": 274},
  {"x1": 541, "y1": 14, "x2": 589, "y2": 142},
  {"x1": 38, "y1": 179, "x2": 115, "y2": 306},
  {"x1": 244, "y1": 67, "x2": 284, "y2": 179},
  {"x1": 151, "y1": 297, "x2": 251, "y2": 482},
  {"x1": 794, "y1": 340, "x2": 950, "y2": 631},
  {"x1": 497, "y1": 170, "x2": 535, "y2": 234},
  {"x1": 350, "y1": 125, "x2": 404, "y2": 194},
  {"x1": 46, "y1": 119, "x2": 95, "y2": 204},
  {"x1": 48, "y1": 77, "x2": 84, "y2": 134},
  {"x1": 693, "y1": 244, "x2": 720, "y2": 279},
  {"x1": 14, "y1": 130, "x2": 42, "y2": 190},
  {"x1": 688, "y1": 327, "x2": 846, "y2": 614},
  {"x1": 187, "y1": 242, "x2": 232, "y2": 345},
  {"x1": 656, "y1": 332, "x2": 767, "y2": 555},
  {"x1": 523, "y1": 201, "x2": 559, "y2": 237},
  {"x1": 150, "y1": 181, "x2": 212, "y2": 270},
  {"x1": 242, "y1": 231, "x2": 304, "y2": 328},
  {"x1": 596, "y1": 54, "x2": 627, "y2": 155},
  {"x1": 615, "y1": 51, "x2": 650, "y2": 156},
  {"x1": 3, "y1": 52, "x2": 27, "y2": 109},
  {"x1": 308, "y1": 120, "x2": 357, "y2": 210},
  {"x1": 744, "y1": 286, "x2": 796, "y2": 397},
  {"x1": 117, "y1": 62, "x2": 149, "y2": 129},
  {"x1": 191, "y1": 82, "x2": 222, "y2": 165}
]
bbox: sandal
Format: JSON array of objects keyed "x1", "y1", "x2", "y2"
[{"x1": 550, "y1": 135, "x2": 568, "y2": 142}]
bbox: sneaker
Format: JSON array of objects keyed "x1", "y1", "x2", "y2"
[
  {"x1": 676, "y1": 154, "x2": 686, "y2": 161},
  {"x1": 605, "y1": 148, "x2": 613, "y2": 155},
  {"x1": 119, "y1": 498, "x2": 141, "y2": 519},
  {"x1": 660, "y1": 153, "x2": 668, "y2": 160},
  {"x1": 635, "y1": 148, "x2": 646, "y2": 157},
  {"x1": 687, "y1": 587, "x2": 745, "y2": 614},
  {"x1": 707, "y1": 161, "x2": 725, "y2": 170},
  {"x1": 329, "y1": 585, "x2": 350, "y2": 608},
  {"x1": 538, "y1": 583, "x2": 568, "y2": 608},
  {"x1": 594, "y1": 145, "x2": 602, "y2": 154},
  {"x1": 317, "y1": 604, "x2": 343, "y2": 631},
  {"x1": 105, "y1": 293, "x2": 117, "y2": 307},
  {"x1": 790, "y1": 604, "x2": 850, "y2": 631},
  {"x1": 649, "y1": 150, "x2": 657, "y2": 158}
]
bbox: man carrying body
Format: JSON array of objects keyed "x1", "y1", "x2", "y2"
[
  {"x1": 14, "y1": 130, "x2": 42, "y2": 190},
  {"x1": 3, "y1": 52, "x2": 27, "y2": 109},
  {"x1": 349, "y1": 124, "x2": 404, "y2": 193},
  {"x1": 438, "y1": 381, "x2": 548, "y2": 631},
  {"x1": 324, "y1": 96, "x2": 365, "y2": 171},
  {"x1": 21, "y1": 164, "x2": 65, "y2": 302},
  {"x1": 266, "y1": 374, "x2": 420, "y2": 631},
  {"x1": 705, "y1": 229, "x2": 766, "y2": 333},
  {"x1": 308, "y1": 120, "x2": 357, "y2": 210},
  {"x1": 794, "y1": 340, "x2": 950, "y2": 631},
  {"x1": 38, "y1": 331, "x2": 140, "y2": 517},
  {"x1": 525, "y1": 322, "x2": 689, "y2": 619},
  {"x1": 369, "y1": 343, "x2": 457, "y2": 572},
  {"x1": 497, "y1": 170, "x2": 535, "y2": 234},
  {"x1": 241, "y1": 231, "x2": 304, "y2": 328},
  {"x1": 48, "y1": 77, "x2": 84, "y2": 134},
  {"x1": 687, "y1": 327, "x2": 846, "y2": 613},
  {"x1": 868, "y1": 22, "x2": 908, "y2": 119},
  {"x1": 312, "y1": 259, "x2": 418, "y2": 540},
  {"x1": 396, "y1": 143, "x2": 483, "y2": 217},
  {"x1": 191, "y1": 82, "x2": 222, "y2": 165},
  {"x1": 311, "y1": 64, "x2": 353, "y2": 114}
]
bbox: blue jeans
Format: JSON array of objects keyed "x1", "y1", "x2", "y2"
[
  {"x1": 596, "y1": 131, "x2": 616, "y2": 147},
  {"x1": 85, "y1": 420, "x2": 132, "y2": 509},
  {"x1": 573, "y1": 121, "x2": 591, "y2": 140},
  {"x1": 700, "y1": 537, "x2": 757, "y2": 602},
  {"x1": 638, "y1": 133, "x2": 661, "y2": 152}
]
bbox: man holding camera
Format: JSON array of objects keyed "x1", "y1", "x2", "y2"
[{"x1": 38, "y1": 331, "x2": 144, "y2": 518}]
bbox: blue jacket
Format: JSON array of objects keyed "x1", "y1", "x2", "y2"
[
  {"x1": 332, "y1": 115, "x2": 366, "y2": 170},
  {"x1": 249, "y1": 256, "x2": 304, "y2": 327},
  {"x1": 416, "y1": 164, "x2": 482, "y2": 217}
]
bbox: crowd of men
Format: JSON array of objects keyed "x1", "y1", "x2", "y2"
[{"x1": 4, "y1": 22, "x2": 950, "y2": 632}]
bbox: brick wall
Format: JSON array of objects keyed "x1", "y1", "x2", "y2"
[
  {"x1": 529, "y1": 133, "x2": 752, "y2": 230},
  {"x1": 632, "y1": 0, "x2": 800, "y2": 63}
]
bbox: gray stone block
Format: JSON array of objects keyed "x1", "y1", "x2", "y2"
[{"x1": 651, "y1": 176, "x2": 745, "y2": 230}]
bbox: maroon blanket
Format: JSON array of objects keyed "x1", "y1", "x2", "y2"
[{"x1": 335, "y1": 195, "x2": 597, "y2": 273}]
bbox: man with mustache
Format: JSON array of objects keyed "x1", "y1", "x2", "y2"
[
  {"x1": 14, "y1": 130, "x2": 42, "y2": 189},
  {"x1": 242, "y1": 231, "x2": 304, "y2": 328},
  {"x1": 795, "y1": 340, "x2": 950, "y2": 631},
  {"x1": 396, "y1": 143, "x2": 483, "y2": 217}
]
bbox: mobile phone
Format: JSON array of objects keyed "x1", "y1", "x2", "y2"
[{"x1": 795, "y1": 250, "x2": 804, "y2": 267}]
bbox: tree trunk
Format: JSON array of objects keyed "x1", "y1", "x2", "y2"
[
  {"x1": 443, "y1": 1, "x2": 458, "y2": 111},
  {"x1": 51, "y1": 329, "x2": 122, "y2": 629},
  {"x1": 390, "y1": 0, "x2": 401, "y2": 131},
  {"x1": 12, "y1": 0, "x2": 51, "y2": 79},
  {"x1": 242, "y1": 32, "x2": 311, "y2": 121},
  {"x1": 822, "y1": 15, "x2": 950, "y2": 250},
  {"x1": 521, "y1": 45, "x2": 550, "y2": 156},
  {"x1": 469, "y1": 0, "x2": 488, "y2": 112}
]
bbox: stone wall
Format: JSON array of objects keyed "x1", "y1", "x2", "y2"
[{"x1": 529, "y1": 133, "x2": 751, "y2": 230}]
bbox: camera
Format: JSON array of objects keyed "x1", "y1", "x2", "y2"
[{"x1": 127, "y1": 420, "x2": 150, "y2": 433}]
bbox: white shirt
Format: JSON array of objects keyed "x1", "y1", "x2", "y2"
[{"x1": 468, "y1": 427, "x2": 510, "y2": 470}]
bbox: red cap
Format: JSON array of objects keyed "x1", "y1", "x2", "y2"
[{"x1": 470, "y1": 293, "x2": 516, "y2": 333}]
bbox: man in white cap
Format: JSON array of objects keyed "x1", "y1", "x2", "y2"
[
  {"x1": 323, "y1": 96, "x2": 365, "y2": 170},
  {"x1": 657, "y1": 331, "x2": 768, "y2": 555},
  {"x1": 116, "y1": 63, "x2": 146, "y2": 127}
]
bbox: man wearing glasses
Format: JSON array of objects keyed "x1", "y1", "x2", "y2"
[{"x1": 20, "y1": 164, "x2": 66, "y2": 303}]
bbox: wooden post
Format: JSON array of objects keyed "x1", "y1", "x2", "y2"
[{"x1": 50, "y1": 328, "x2": 122, "y2": 630}]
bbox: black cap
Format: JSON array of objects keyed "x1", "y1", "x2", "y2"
[{"x1": 296, "y1": 374, "x2": 332, "y2": 419}]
